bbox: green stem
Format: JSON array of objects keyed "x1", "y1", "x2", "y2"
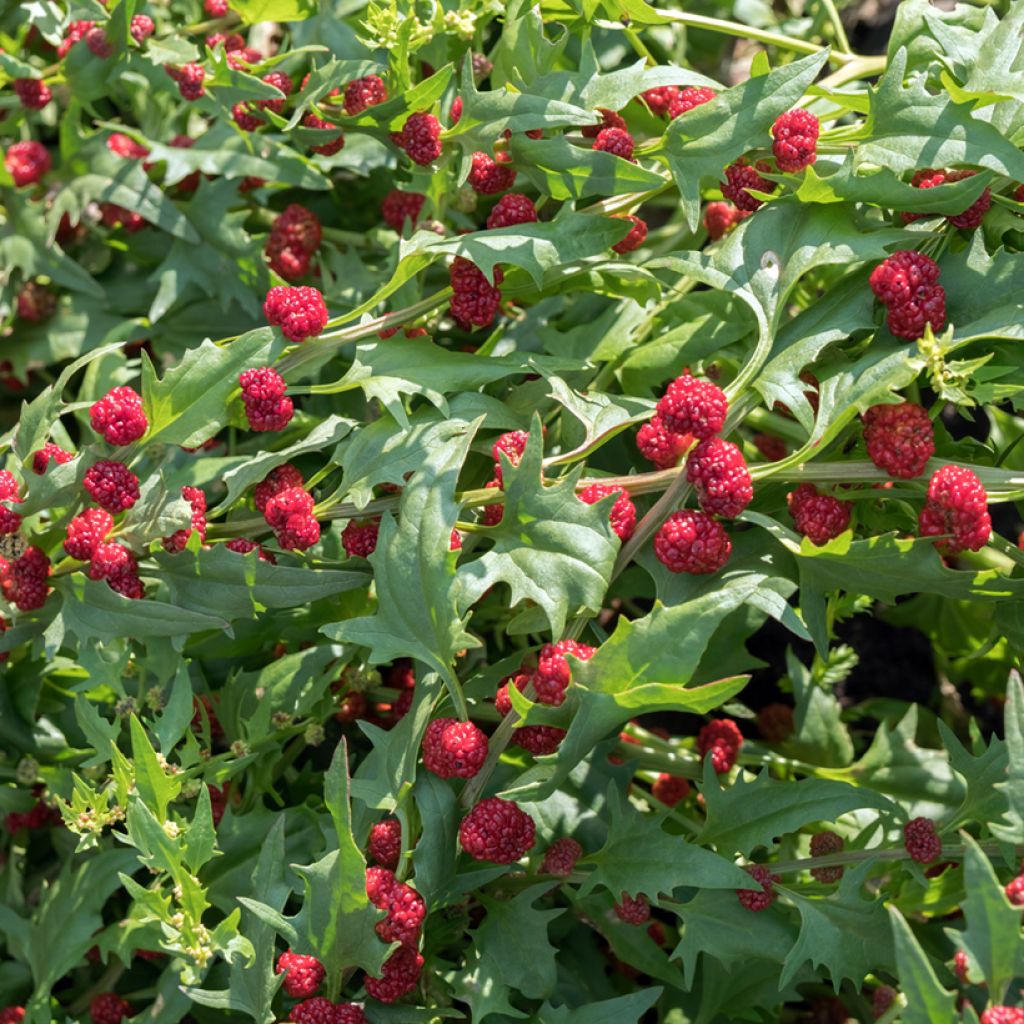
[{"x1": 818, "y1": 0, "x2": 852, "y2": 54}]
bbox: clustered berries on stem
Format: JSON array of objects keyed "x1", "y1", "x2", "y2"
[
  {"x1": 266, "y1": 205, "x2": 323, "y2": 280},
  {"x1": 868, "y1": 250, "x2": 946, "y2": 340},
  {"x1": 264, "y1": 286, "x2": 329, "y2": 342}
]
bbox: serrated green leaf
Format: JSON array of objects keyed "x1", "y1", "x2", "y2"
[
  {"x1": 129, "y1": 714, "x2": 181, "y2": 819},
  {"x1": 888, "y1": 906, "x2": 958, "y2": 1024}
]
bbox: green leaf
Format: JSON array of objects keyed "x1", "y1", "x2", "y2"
[
  {"x1": 457, "y1": 427, "x2": 619, "y2": 636},
  {"x1": 537, "y1": 990, "x2": 662, "y2": 1024},
  {"x1": 231, "y1": 0, "x2": 315, "y2": 24},
  {"x1": 949, "y1": 834, "x2": 1024, "y2": 1000},
  {"x1": 939, "y1": 720, "x2": 1008, "y2": 829},
  {"x1": 662, "y1": 50, "x2": 830, "y2": 231},
  {"x1": 142, "y1": 331, "x2": 280, "y2": 449},
  {"x1": 699, "y1": 771, "x2": 897, "y2": 857},
  {"x1": 130, "y1": 714, "x2": 181, "y2": 819},
  {"x1": 780, "y1": 861, "x2": 896, "y2": 989},
  {"x1": 579, "y1": 786, "x2": 750, "y2": 900},
  {"x1": 888, "y1": 906, "x2": 958, "y2": 1024},
  {"x1": 994, "y1": 673, "x2": 1024, "y2": 842},
  {"x1": 324, "y1": 422, "x2": 480, "y2": 706}
]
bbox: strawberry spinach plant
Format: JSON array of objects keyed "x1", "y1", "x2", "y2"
[{"x1": 3, "y1": 0, "x2": 1024, "y2": 1021}]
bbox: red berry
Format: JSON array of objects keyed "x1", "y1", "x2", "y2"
[
  {"x1": 261, "y1": 71, "x2": 293, "y2": 113},
  {"x1": 697, "y1": 718, "x2": 743, "y2": 773},
  {"x1": 100, "y1": 203, "x2": 146, "y2": 232},
  {"x1": 2, "y1": 547, "x2": 51, "y2": 611},
  {"x1": 162, "y1": 486, "x2": 207, "y2": 553},
  {"x1": 578, "y1": 483, "x2": 636, "y2": 540},
  {"x1": 512, "y1": 723, "x2": 566, "y2": 755},
  {"x1": 656, "y1": 372, "x2": 728, "y2": 440},
  {"x1": 637, "y1": 416, "x2": 691, "y2": 469},
  {"x1": 721, "y1": 159, "x2": 774, "y2": 212},
  {"x1": 107, "y1": 132, "x2": 150, "y2": 160},
  {"x1": 204, "y1": 0, "x2": 229, "y2": 14},
  {"x1": 534, "y1": 639, "x2": 595, "y2": 706},
  {"x1": 611, "y1": 214, "x2": 647, "y2": 254},
  {"x1": 809, "y1": 831, "x2": 844, "y2": 883},
  {"x1": 57, "y1": 20, "x2": 93, "y2": 57},
  {"x1": 753, "y1": 433, "x2": 787, "y2": 462},
  {"x1": 685, "y1": 438, "x2": 753, "y2": 518},
  {"x1": 0, "y1": 1008, "x2": 24, "y2": 1024},
  {"x1": 868, "y1": 251, "x2": 946, "y2": 339},
  {"x1": 651, "y1": 773, "x2": 690, "y2": 806},
  {"x1": 369, "y1": 818, "x2": 402, "y2": 870},
  {"x1": 16, "y1": 281, "x2": 57, "y2": 322},
  {"x1": 344, "y1": 75, "x2": 387, "y2": 116},
  {"x1": 593, "y1": 126, "x2": 634, "y2": 161},
  {"x1": 737, "y1": 864, "x2": 779, "y2": 911},
  {"x1": 13, "y1": 79, "x2": 51, "y2": 109},
  {"x1": 704, "y1": 200, "x2": 750, "y2": 240},
  {"x1": 1004, "y1": 873, "x2": 1024, "y2": 906},
  {"x1": 613, "y1": 893, "x2": 650, "y2": 924},
  {"x1": 872, "y1": 986, "x2": 896, "y2": 1019},
  {"x1": 382, "y1": 189, "x2": 426, "y2": 231},
  {"x1": 84, "y1": 461, "x2": 140, "y2": 513},
  {"x1": 982, "y1": 1011, "x2": 1024, "y2": 1024},
  {"x1": 486, "y1": 193, "x2": 537, "y2": 229},
  {"x1": 364, "y1": 944, "x2": 423, "y2": 1003},
  {"x1": 862, "y1": 402, "x2": 934, "y2": 479},
  {"x1": 32, "y1": 442, "x2": 74, "y2": 475},
  {"x1": 265, "y1": 205, "x2": 322, "y2": 280},
  {"x1": 290, "y1": 997, "x2": 366, "y2": 1024},
  {"x1": 641, "y1": 86, "x2": 679, "y2": 117},
  {"x1": 169, "y1": 63, "x2": 206, "y2": 100},
  {"x1": 85, "y1": 27, "x2": 113, "y2": 57},
  {"x1": 669, "y1": 86, "x2": 715, "y2": 117},
  {"x1": 459, "y1": 797, "x2": 536, "y2": 863},
  {"x1": 653, "y1": 509, "x2": 731, "y2": 574},
  {"x1": 395, "y1": 112, "x2": 442, "y2": 166},
  {"x1": 771, "y1": 109, "x2": 819, "y2": 172},
  {"x1": 342, "y1": 519, "x2": 379, "y2": 558},
  {"x1": 422, "y1": 717, "x2": 489, "y2": 779},
  {"x1": 903, "y1": 816, "x2": 941, "y2": 864},
  {"x1": 481, "y1": 478, "x2": 504, "y2": 526},
  {"x1": 254, "y1": 464, "x2": 303, "y2": 513},
  {"x1": 918, "y1": 464, "x2": 991, "y2": 554},
  {"x1": 90, "y1": 386, "x2": 148, "y2": 446},
  {"x1": 276, "y1": 951, "x2": 326, "y2": 999},
  {"x1": 449, "y1": 257, "x2": 503, "y2": 329},
  {"x1": 240, "y1": 367, "x2": 293, "y2": 432},
  {"x1": 89, "y1": 542, "x2": 135, "y2": 581},
  {"x1": 540, "y1": 837, "x2": 583, "y2": 876},
  {"x1": 264, "y1": 286, "x2": 328, "y2": 342},
  {"x1": 582, "y1": 108, "x2": 628, "y2": 138},
  {"x1": 5, "y1": 141, "x2": 51, "y2": 187},
  {"x1": 65, "y1": 508, "x2": 114, "y2": 561},
  {"x1": 89, "y1": 993, "x2": 133, "y2": 1024},
  {"x1": 903, "y1": 168, "x2": 991, "y2": 229},
  {"x1": 492, "y1": 430, "x2": 529, "y2": 481},
  {"x1": 787, "y1": 484, "x2": 851, "y2": 546},
  {"x1": 756, "y1": 702, "x2": 794, "y2": 742},
  {"x1": 264, "y1": 486, "x2": 319, "y2": 550},
  {"x1": 885, "y1": 285, "x2": 946, "y2": 340},
  {"x1": 468, "y1": 151, "x2": 517, "y2": 194},
  {"x1": 0, "y1": 471, "x2": 22, "y2": 536}
]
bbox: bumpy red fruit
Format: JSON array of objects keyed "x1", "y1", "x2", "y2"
[
  {"x1": 460, "y1": 797, "x2": 536, "y2": 863},
  {"x1": 593, "y1": 126, "x2": 634, "y2": 161},
  {"x1": 656, "y1": 372, "x2": 728, "y2": 440},
  {"x1": 868, "y1": 251, "x2": 946, "y2": 339},
  {"x1": 264, "y1": 486, "x2": 313, "y2": 528},
  {"x1": 903, "y1": 816, "x2": 941, "y2": 864},
  {"x1": 90, "y1": 386, "x2": 147, "y2": 445},
  {"x1": 981, "y1": 1010, "x2": 1024, "y2": 1024},
  {"x1": 492, "y1": 430, "x2": 529, "y2": 481},
  {"x1": 541, "y1": 837, "x2": 583, "y2": 876},
  {"x1": 468, "y1": 151, "x2": 516, "y2": 194},
  {"x1": 3, "y1": 548, "x2": 51, "y2": 611},
  {"x1": 32, "y1": 442, "x2": 74, "y2": 475},
  {"x1": 703, "y1": 200, "x2": 750, "y2": 240},
  {"x1": 872, "y1": 986, "x2": 896, "y2": 1019},
  {"x1": 642, "y1": 86, "x2": 680, "y2": 117},
  {"x1": 651, "y1": 773, "x2": 690, "y2": 806},
  {"x1": 757, "y1": 702, "x2": 794, "y2": 742},
  {"x1": 487, "y1": 193, "x2": 537, "y2": 229},
  {"x1": 611, "y1": 214, "x2": 647, "y2": 254},
  {"x1": 342, "y1": 519, "x2": 379, "y2": 558},
  {"x1": 1004, "y1": 873, "x2": 1024, "y2": 906},
  {"x1": 290, "y1": 996, "x2": 366, "y2": 1024},
  {"x1": 171, "y1": 63, "x2": 206, "y2": 100},
  {"x1": 513, "y1": 723, "x2": 566, "y2": 755},
  {"x1": 88, "y1": 542, "x2": 135, "y2": 581},
  {"x1": 721, "y1": 159, "x2": 775, "y2": 212},
  {"x1": 6, "y1": 141, "x2": 51, "y2": 187},
  {"x1": 809, "y1": 831, "x2": 844, "y2": 883},
  {"x1": 107, "y1": 132, "x2": 149, "y2": 160},
  {"x1": 654, "y1": 509, "x2": 731, "y2": 574},
  {"x1": 787, "y1": 484, "x2": 851, "y2": 546},
  {"x1": 614, "y1": 893, "x2": 650, "y2": 925},
  {"x1": 918, "y1": 464, "x2": 991, "y2": 554},
  {"x1": 395, "y1": 112, "x2": 442, "y2": 165},
  {"x1": 84, "y1": 461, "x2": 140, "y2": 513},
  {"x1": 737, "y1": 864, "x2": 779, "y2": 911},
  {"x1": 578, "y1": 483, "x2": 636, "y2": 540},
  {"x1": 771, "y1": 109, "x2": 819, "y2": 172},
  {"x1": 369, "y1": 818, "x2": 402, "y2": 870},
  {"x1": 422, "y1": 717, "x2": 489, "y2": 779},
  {"x1": 65, "y1": 508, "x2": 114, "y2": 561},
  {"x1": 163, "y1": 486, "x2": 207, "y2": 552},
  {"x1": 254, "y1": 464, "x2": 303, "y2": 513},
  {"x1": 534, "y1": 639, "x2": 595, "y2": 706},
  {"x1": 344, "y1": 75, "x2": 387, "y2": 115},
  {"x1": 686, "y1": 438, "x2": 753, "y2": 518},
  {"x1": 0, "y1": 1007, "x2": 24, "y2": 1024},
  {"x1": 264, "y1": 286, "x2": 328, "y2": 342},
  {"x1": 904, "y1": 168, "x2": 991, "y2": 230},
  {"x1": 863, "y1": 402, "x2": 934, "y2": 479},
  {"x1": 698, "y1": 718, "x2": 743, "y2": 773},
  {"x1": 637, "y1": 416, "x2": 691, "y2": 468},
  {"x1": 89, "y1": 993, "x2": 133, "y2": 1024},
  {"x1": 364, "y1": 944, "x2": 423, "y2": 1003},
  {"x1": 0, "y1": 472, "x2": 22, "y2": 535},
  {"x1": 581, "y1": 108, "x2": 628, "y2": 138},
  {"x1": 130, "y1": 12, "x2": 154, "y2": 39},
  {"x1": 670, "y1": 86, "x2": 716, "y2": 117},
  {"x1": 14, "y1": 79, "x2": 51, "y2": 109},
  {"x1": 449, "y1": 257, "x2": 503, "y2": 329},
  {"x1": 16, "y1": 281, "x2": 57, "y2": 321},
  {"x1": 365, "y1": 867, "x2": 426, "y2": 945},
  {"x1": 85, "y1": 27, "x2": 113, "y2": 57},
  {"x1": 241, "y1": 367, "x2": 293, "y2": 432},
  {"x1": 382, "y1": 190, "x2": 426, "y2": 231},
  {"x1": 276, "y1": 951, "x2": 326, "y2": 999}
]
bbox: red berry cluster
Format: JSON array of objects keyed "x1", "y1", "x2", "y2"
[
  {"x1": 16, "y1": 281, "x2": 57, "y2": 322},
  {"x1": 862, "y1": 402, "x2": 934, "y2": 478},
  {"x1": 868, "y1": 250, "x2": 946, "y2": 340},
  {"x1": 641, "y1": 85, "x2": 715, "y2": 119},
  {"x1": 344, "y1": 75, "x2": 387, "y2": 115},
  {"x1": 393, "y1": 112, "x2": 442, "y2": 166},
  {"x1": 162, "y1": 486, "x2": 207, "y2": 553},
  {"x1": 487, "y1": 193, "x2": 537, "y2": 229},
  {"x1": 255, "y1": 466, "x2": 320, "y2": 551},
  {"x1": 89, "y1": 993, "x2": 133, "y2": 1024},
  {"x1": 232, "y1": 72, "x2": 292, "y2": 130},
  {"x1": 697, "y1": 718, "x2": 743, "y2": 773},
  {"x1": 902, "y1": 816, "x2": 941, "y2": 864},
  {"x1": 421, "y1": 717, "x2": 489, "y2": 778},
  {"x1": 651, "y1": 773, "x2": 690, "y2": 806},
  {"x1": 90, "y1": 386, "x2": 148, "y2": 446},
  {"x1": 703, "y1": 200, "x2": 749, "y2": 240},
  {"x1": 5, "y1": 141, "x2": 51, "y2": 186},
  {"x1": 84, "y1": 461, "x2": 140, "y2": 513},
  {"x1": 771, "y1": 109, "x2": 819, "y2": 173},
  {"x1": 809, "y1": 830, "x2": 844, "y2": 883},
  {"x1": 165, "y1": 63, "x2": 206, "y2": 100},
  {"x1": 902, "y1": 167, "x2": 991, "y2": 229},
  {"x1": 685, "y1": 438, "x2": 753, "y2": 518},
  {"x1": 264, "y1": 286, "x2": 329, "y2": 342},
  {"x1": 459, "y1": 796, "x2": 536, "y2": 863},
  {"x1": 368, "y1": 818, "x2": 402, "y2": 870},
  {"x1": 449, "y1": 257, "x2": 503, "y2": 329},
  {"x1": 721, "y1": 158, "x2": 775, "y2": 212},
  {"x1": 611, "y1": 214, "x2": 647, "y2": 254},
  {"x1": 290, "y1": 996, "x2": 366, "y2": 1024},
  {"x1": 981, "y1": 1010, "x2": 1024, "y2": 1024},
  {"x1": 0, "y1": 472, "x2": 23, "y2": 536},
  {"x1": 613, "y1": 893, "x2": 650, "y2": 924},
  {"x1": 578, "y1": 483, "x2": 637, "y2": 540},
  {"x1": 636, "y1": 416, "x2": 691, "y2": 469},
  {"x1": 468, "y1": 151, "x2": 517, "y2": 194},
  {"x1": 14, "y1": 79, "x2": 51, "y2": 109},
  {"x1": 240, "y1": 367, "x2": 294, "y2": 432},
  {"x1": 366, "y1": 866, "x2": 426, "y2": 945},
  {"x1": 275, "y1": 951, "x2": 326, "y2": 999},
  {"x1": 737, "y1": 864, "x2": 779, "y2": 911},
  {"x1": 787, "y1": 484, "x2": 851, "y2": 546},
  {"x1": 918, "y1": 464, "x2": 991, "y2": 554},
  {"x1": 381, "y1": 189, "x2": 426, "y2": 232},
  {"x1": 341, "y1": 519, "x2": 379, "y2": 558},
  {"x1": 540, "y1": 837, "x2": 583, "y2": 876},
  {"x1": 266, "y1": 205, "x2": 323, "y2": 280}
]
